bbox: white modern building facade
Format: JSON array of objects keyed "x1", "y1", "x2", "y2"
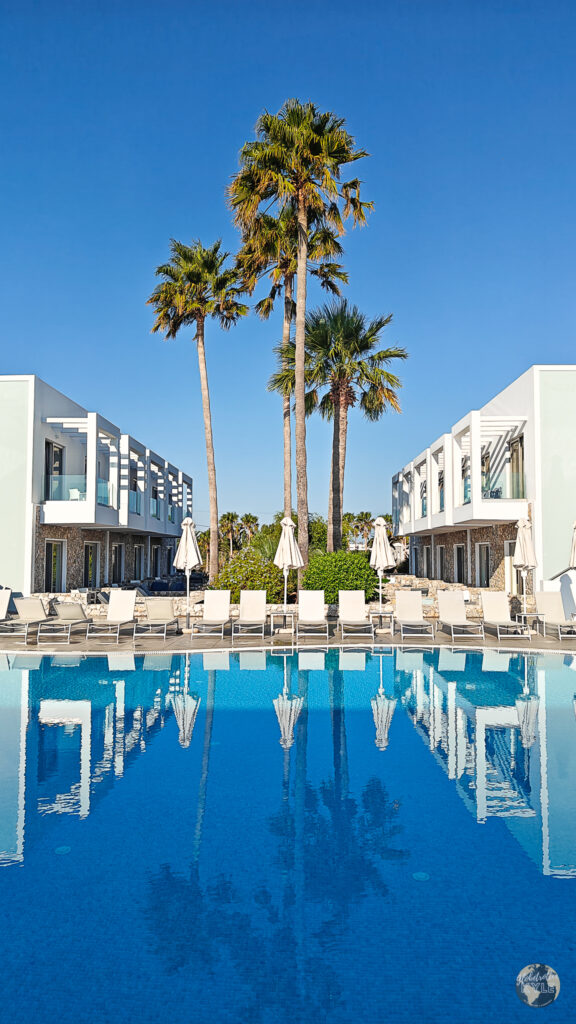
[
  {"x1": 392, "y1": 365, "x2": 576, "y2": 592},
  {"x1": 0, "y1": 375, "x2": 193, "y2": 595}
]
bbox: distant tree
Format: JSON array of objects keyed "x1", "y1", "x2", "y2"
[
  {"x1": 239, "y1": 513, "x2": 259, "y2": 545},
  {"x1": 219, "y1": 512, "x2": 240, "y2": 559}
]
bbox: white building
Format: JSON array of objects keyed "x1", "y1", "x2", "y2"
[
  {"x1": 0, "y1": 375, "x2": 193, "y2": 595},
  {"x1": 392, "y1": 365, "x2": 576, "y2": 591}
]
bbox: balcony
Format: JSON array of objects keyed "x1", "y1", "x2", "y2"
[
  {"x1": 97, "y1": 478, "x2": 115, "y2": 507},
  {"x1": 150, "y1": 497, "x2": 162, "y2": 519},
  {"x1": 129, "y1": 490, "x2": 142, "y2": 515},
  {"x1": 44, "y1": 474, "x2": 86, "y2": 501},
  {"x1": 481, "y1": 474, "x2": 526, "y2": 500}
]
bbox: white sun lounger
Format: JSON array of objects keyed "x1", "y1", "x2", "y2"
[
  {"x1": 296, "y1": 590, "x2": 329, "y2": 642},
  {"x1": 0, "y1": 587, "x2": 12, "y2": 623},
  {"x1": 232, "y1": 590, "x2": 267, "y2": 642},
  {"x1": 338, "y1": 591, "x2": 376, "y2": 640},
  {"x1": 481, "y1": 592, "x2": 531, "y2": 642},
  {"x1": 86, "y1": 590, "x2": 137, "y2": 644},
  {"x1": 134, "y1": 598, "x2": 179, "y2": 641},
  {"x1": 394, "y1": 591, "x2": 434, "y2": 640},
  {"x1": 191, "y1": 591, "x2": 231, "y2": 641},
  {"x1": 37, "y1": 601, "x2": 90, "y2": 644},
  {"x1": 436, "y1": 591, "x2": 485, "y2": 642},
  {"x1": 535, "y1": 591, "x2": 576, "y2": 640},
  {"x1": 0, "y1": 597, "x2": 48, "y2": 644}
]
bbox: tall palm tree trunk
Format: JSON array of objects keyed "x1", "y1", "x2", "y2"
[
  {"x1": 327, "y1": 462, "x2": 334, "y2": 553},
  {"x1": 295, "y1": 199, "x2": 309, "y2": 571},
  {"x1": 282, "y1": 277, "x2": 293, "y2": 519},
  {"x1": 196, "y1": 318, "x2": 219, "y2": 581},
  {"x1": 337, "y1": 396, "x2": 349, "y2": 550},
  {"x1": 328, "y1": 394, "x2": 342, "y2": 552}
]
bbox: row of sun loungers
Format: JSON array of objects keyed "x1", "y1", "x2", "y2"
[{"x1": 1, "y1": 584, "x2": 576, "y2": 647}]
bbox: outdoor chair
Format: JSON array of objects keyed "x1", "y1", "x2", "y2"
[
  {"x1": 534, "y1": 591, "x2": 576, "y2": 640},
  {"x1": 0, "y1": 587, "x2": 12, "y2": 623},
  {"x1": 481, "y1": 592, "x2": 531, "y2": 642},
  {"x1": 296, "y1": 590, "x2": 329, "y2": 642},
  {"x1": 436, "y1": 590, "x2": 485, "y2": 642},
  {"x1": 191, "y1": 590, "x2": 231, "y2": 641},
  {"x1": 38, "y1": 601, "x2": 90, "y2": 644},
  {"x1": 394, "y1": 591, "x2": 434, "y2": 640},
  {"x1": 86, "y1": 590, "x2": 137, "y2": 645},
  {"x1": 338, "y1": 590, "x2": 376, "y2": 641},
  {"x1": 0, "y1": 597, "x2": 48, "y2": 644},
  {"x1": 134, "y1": 597, "x2": 179, "y2": 642},
  {"x1": 232, "y1": 590, "x2": 267, "y2": 642}
]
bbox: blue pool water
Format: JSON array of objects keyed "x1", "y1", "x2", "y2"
[{"x1": 0, "y1": 648, "x2": 575, "y2": 1022}]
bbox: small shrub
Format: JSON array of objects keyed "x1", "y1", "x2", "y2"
[
  {"x1": 209, "y1": 548, "x2": 284, "y2": 604},
  {"x1": 301, "y1": 550, "x2": 379, "y2": 604}
]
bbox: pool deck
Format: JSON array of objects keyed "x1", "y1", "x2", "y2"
[{"x1": 1, "y1": 621, "x2": 576, "y2": 656}]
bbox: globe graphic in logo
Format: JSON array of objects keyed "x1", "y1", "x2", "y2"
[{"x1": 516, "y1": 964, "x2": 560, "y2": 1008}]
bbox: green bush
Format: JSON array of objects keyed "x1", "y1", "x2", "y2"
[
  {"x1": 301, "y1": 551, "x2": 379, "y2": 604},
  {"x1": 209, "y1": 547, "x2": 284, "y2": 604}
]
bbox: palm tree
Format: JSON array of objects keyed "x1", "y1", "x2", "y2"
[
  {"x1": 196, "y1": 529, "x2": 211, "y2": 573},
  {"x1": 219, "y1": 512, "x2": 240, "y2": 559},
  {"x1": 148, "y1": 240, "x2": 248, "y2": 581},
  {"x1": 229, "y1": 99, "x2": 372, "y2": 569},
  {"x1": 354, "y1": 511, "x2": 375, "y2": 550},
  {"x1": 270, "y1": 299, "x2": 407, "y2": 551},
  {"x1": 236, "y1": 205, "x2": 347, "y2": 519},
  {"x1": 239, "y1": 513, "x2": 259, "y2": 546}
]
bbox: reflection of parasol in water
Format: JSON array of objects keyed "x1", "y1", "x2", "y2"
[
  {"x1": 515, "y1": 657, "x2": 539, "y2": 779},
  {"x1": 370, "y1": 653, "x2": 396, "y2": 750},
  {"x1": 170, "y1": 653, "x2": 201, "y2": 748},
  {"x1": 273, "y1": 653, "x2": 304, "y2": 750}
]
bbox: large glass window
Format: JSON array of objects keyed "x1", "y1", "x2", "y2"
[
  {"x1": 477, "y1": 544, "x2": 490, "y2": 588},
  {"x1": 510, "y1": 436, "x2": 525, "y2": 498},
  {"x1": 437, "y1": 545, "x2": 446, "y2": 581},
  {"x1": 454, "y1": 544, "x2": 466, "y2": 584},
  {"x1": 84, "y1": 543, "x2": 99, "y2": 587},
  {"x1": 111, "y1": 543, "x2": 124, "y2": 585},
  {"x1": 45, "y1": 541, "x2": 64, "y2": 592}
]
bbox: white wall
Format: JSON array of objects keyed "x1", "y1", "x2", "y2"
[{"x1": 0, "y1": 379, "x2": 32, "y2": 594}]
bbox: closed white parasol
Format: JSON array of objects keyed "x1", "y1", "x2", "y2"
[
  {"x1": 173, "y1": 518, "x2": 202, "y2": 628},
  {"x1": 370, "y1": 517, "x2": 396, "y2": 613},
  {"x1": 513, "y1": 519, "x2": 537, "y2": 615},
  {"x1": 274, "y1": 517, "x2": 304, "y2": 612}
]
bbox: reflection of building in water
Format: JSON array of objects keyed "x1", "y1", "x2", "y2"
[
  {"x1": 399, "y1": 650, "x2": 576, "y2": 877},
  {"x1": 0, "y1": 655, "x2": 182, "y2": 866}
]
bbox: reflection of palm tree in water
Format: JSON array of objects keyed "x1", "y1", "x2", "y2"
[{"x1": 146, "y1": 657, "x2": 406, "y2": 1021}]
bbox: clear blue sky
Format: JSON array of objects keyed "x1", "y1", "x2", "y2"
[{"x1": 2, "y1": 0, "x2": 575, "y2": 529}]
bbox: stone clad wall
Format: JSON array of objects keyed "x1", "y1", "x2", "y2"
[
  {"x1": 33, "y1": 508, "x2": 177, "y2": 592},
  {"x1": 410, "y1": 522, "x2": 526, "y2": 593}
]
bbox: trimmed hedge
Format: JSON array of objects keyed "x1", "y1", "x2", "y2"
[
  {"x1": 209, "y1": 548, "x2": 284, "y2": 604},
  {"x1": 301, "y1": 550, "x2": 379, "y2": 604}
]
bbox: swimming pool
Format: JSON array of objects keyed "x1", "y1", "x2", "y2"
[{"x1": 0, "y1": 648, "x2": 575, "y2": 1022}]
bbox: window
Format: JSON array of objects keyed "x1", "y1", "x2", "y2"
[
  {"x1": 166, "y1": 546, "x2": 174, "y2": 574},
  {"x1": 420, "y1": 481, "x2": 427, "y2": 517},
  {"x1": 151, "y1": 544, "x2": 161, "y2": 577},
  {"x1": 510, "y1": 436, "x2": 525, "y2": 498},
  {"x1": 477, "y1": 543, "x2": 490, "y2": 588},
  {"x1": 134, "y1": 545, "x2": 144, "y2": 580},
  {"x1": 454, "y1": 544, "x2": 466, "y2": 584},
  {"x1": 44, "y1": 441, "x2": 64, "y2": 499},
  {"x1": 481, "y1": 451, "x2": 491, "y2": 492},
  {"x1": 438, "y1": 470, "x2": 444, "y2": 512},
  {"x1": 423, "y1": 545, "x2": 432, "y2": 579},
  {"x1": 504, "y1": 539, "x2": 521, "y2": 595},
  {"x1": 413, "y1": 547, "x2": 419, "y2": 577},
  {"x1": 437, "y1": 545, "x2": 446, "y2": 581},
  {"x1": 45, "y1": 541, "x2": 64, "y2": 592},
  {"x1": 461, "y1": 458, "x2": 471, "y2": 504},
  {"x1": 84, "y1": 543, "x2": 99, "y2": 587},
  {"x1": 111, "y1": 543, "x2": 124, "y2": 585}
]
